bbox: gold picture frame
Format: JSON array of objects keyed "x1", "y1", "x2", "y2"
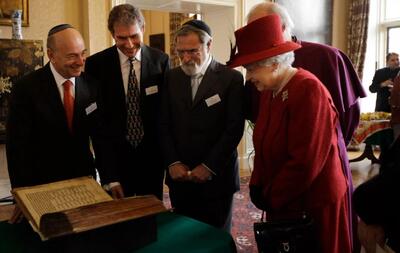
[{"x1": 0, "y1": 0, "x2": 29, "y2": 27}]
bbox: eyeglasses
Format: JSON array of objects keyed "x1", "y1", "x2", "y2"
[{"x1": 176, "y1": 47, "x2": 202, "y2": 57}]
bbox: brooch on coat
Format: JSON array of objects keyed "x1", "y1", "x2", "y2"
[{"x1": 282, "y1": 90, "x2": 288, "y2": 101}]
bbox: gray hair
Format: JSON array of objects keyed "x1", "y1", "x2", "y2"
[
  {"x1": 175, "y1": 24, "x2": 212, "y2": 45},
  {"x1": 247, "y1": 2, "x2": 294, "y2": 41},
  {"x1": 108, "y1": 4, "x2": 145, "y2": 34},
  {"x1": 245, "y1": 51, "x2": 295, "y2": 69}
]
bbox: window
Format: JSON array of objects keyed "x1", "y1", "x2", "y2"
[
  {"x1": 384, "y1": 0, "x2": 400, "y2": 20},
  {"x1": 360, "y1": 0, "x2": 400, "y2": 112},
  {"x1": 387, "y1": 26, "x2": 400, "y2": 53},
  {"x1": 383, "y1": 0, "x2": 400, "y2": 54}
]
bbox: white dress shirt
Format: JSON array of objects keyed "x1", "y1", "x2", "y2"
[
  {"x1": 117, "y1": 47, "x2": 142, "y2": 96},
  {"x1": 50, "y1": 62, "x2": 75, "y2": 103}
]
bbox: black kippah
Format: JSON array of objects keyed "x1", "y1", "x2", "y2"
[
  {"x1": 48, "y1": 24, "x2": 74, "y2": 37},
  {"x1": 183, "y1": 19, "x2": 212, "y2": 36}
]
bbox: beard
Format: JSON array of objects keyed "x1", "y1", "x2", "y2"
[{"x1": 181, "y1": 61, "x2": 202, "y2": 76}]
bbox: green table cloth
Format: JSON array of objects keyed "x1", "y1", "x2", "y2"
[{"x1": 0, "y1": 211, "x2": 237, "y2": 253}]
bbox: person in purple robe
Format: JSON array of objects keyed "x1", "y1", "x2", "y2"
[{"x1": 241, "y1": 2, "x2": 367, "y2": 251}]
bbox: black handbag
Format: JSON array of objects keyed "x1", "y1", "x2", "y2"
[{"x1": 253, "y1": 212, "x2": 318, "y2": 253}]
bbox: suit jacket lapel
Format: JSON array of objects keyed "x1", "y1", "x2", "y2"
[
  {"x1": 74, "y1": 76, "x2": 90, "y2": 126},
  {"x1": 182, "y1": 71, "x2": 193, "y2": 108},
  {"x1": 192, "y1": 60, "x2": 219, "y2": 107},
  {"x1": 173, "y1": 68, "x2": 192, "y2": 108},
  {"x1": 140, "y1": 45, "x2": 158, "y2": 93},
  {"x1": 140, "y1": 46, "x2": 149, "y2": 88},
  {"x1": 110, "y1": 46, "x2": 126, "y2": 102},
  {"x1": 74, "y1": 76, "x2": 89, "y2": 107},
  {"x1": 40, "y1": 64, "x2": 70, "y2": 133}
]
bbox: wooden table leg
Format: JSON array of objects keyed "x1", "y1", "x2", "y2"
[{"x1": 349, "y1": 144, "x2": 380, "y2": 164}]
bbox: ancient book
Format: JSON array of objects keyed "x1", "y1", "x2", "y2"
[{"x1": 12, "y1": 176, "x2": 166, "y2": 240}]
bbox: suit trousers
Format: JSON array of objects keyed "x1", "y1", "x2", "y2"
[{"x1": 117, "y1": 140, "x2": 164, "y2": 200}]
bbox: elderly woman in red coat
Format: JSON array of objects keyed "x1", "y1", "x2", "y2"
[{"x1": 228, "y1": 14, "x2": 351, "y2": 253}]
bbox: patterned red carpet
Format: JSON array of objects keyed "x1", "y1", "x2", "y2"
[
  {"x1": 232, "y1": 176, "x2": 261, "y2": 253},
  {"x1": 163, "y1": 176, "x2": 261, "y2": 253}
]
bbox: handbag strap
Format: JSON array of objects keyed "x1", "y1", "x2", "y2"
[{"x1": 260, "y1": 210, "x2": 308, "y2": 222}]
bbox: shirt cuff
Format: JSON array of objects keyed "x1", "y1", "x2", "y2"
[
  {"x1": 202, "y1": 163, "x2": 216, "y2": 175},
  {"x1": 103, "y1": 182, "x2": 121, "y2": 191},
  {"x1": 168, "y1": 161, "x2": 182, "y2": 168}
]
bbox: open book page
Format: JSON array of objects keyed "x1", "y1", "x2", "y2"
[{"x1": 12, "y1": 177, "x2": 112, "y2": 230}]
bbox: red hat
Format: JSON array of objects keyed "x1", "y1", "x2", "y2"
[{"x1": 227, "y1": 14, "x2": 301, "y2": 68}]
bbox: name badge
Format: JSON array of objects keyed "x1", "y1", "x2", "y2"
[
  {"x1": 145, "y1": 85, "x2": 158, "y2": 95},
  {"x1": 205, "y1": 94, "x2": 221, "y2": 107},
  {"x1": 85, "y1": 102, "x2": 97, "y2": 115}
]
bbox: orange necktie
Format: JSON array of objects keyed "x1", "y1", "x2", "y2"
[{"x1": 63, "y1": 80, "x2": 74, "y2": 133}]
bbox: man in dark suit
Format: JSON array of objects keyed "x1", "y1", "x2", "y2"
[
  {"x1": 6, "y1": 24, "x2": 114, "y2": 220},
  {"x1": 369, "y1": 53, "x2": 399, "y2": 163},
  {"x1": 160, "y1": 20, "x2": 244, "y2": 231},
  {"x1": 369, "y1": 52, "x2": 400, "y2": 113},
  {"x1": 85, "y1": 4, "x2": 169, "y2": 200}
]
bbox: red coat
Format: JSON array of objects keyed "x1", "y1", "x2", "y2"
[{"x1": 250, "y1": 69, "x2": 351, "y2": 253}]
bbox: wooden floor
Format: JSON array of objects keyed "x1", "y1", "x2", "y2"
[
  {"x1": 0, "y1": 144, "x2": 380, "y2": 220},
  {"x1": 348, "y1": 147, "x2": 381, "y2": 188}
]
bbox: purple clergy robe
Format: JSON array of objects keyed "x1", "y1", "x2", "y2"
[{"x1": 293, "y1": 41, "x2": 366, "y2": 250}]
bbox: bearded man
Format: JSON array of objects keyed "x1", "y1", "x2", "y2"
[{"x1": 159, "y1": 20, "x2": 245, "y2": 232}]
